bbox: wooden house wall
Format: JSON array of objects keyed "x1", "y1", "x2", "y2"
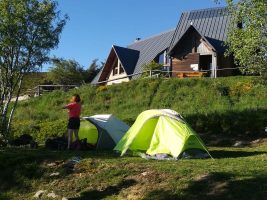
[
  {"x1": 170, "y1": 29, "x2": 236, "y2": 77},
  {"x1": 171, "y1": 31, "x2": 209, "y2": 75},
  {"x1": 172, "y1": 53, "x2": 200, "y2": 75}
]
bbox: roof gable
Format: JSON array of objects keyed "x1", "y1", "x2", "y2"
[
  {"x1": 172, "y1": 25, "x2": 216, "y2": 54},
  {"x1": 98, "y1": 45, "x2": 139, "y2": 82},
  {"x1": 169, "y1": 7, "x2": 231, "y2": 54},
  {"x1": 113, "y1": 45, "x2": 139, "y2": 75}
]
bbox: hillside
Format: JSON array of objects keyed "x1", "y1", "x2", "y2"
[{"x1": 12, "y1": 76, "x2": 267, "y2": 144}]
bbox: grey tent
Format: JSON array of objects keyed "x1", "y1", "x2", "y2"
[{"x1": 80, "y1": 114, "x2": 129, "y2": 149}]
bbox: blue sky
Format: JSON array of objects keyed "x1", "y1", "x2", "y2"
[{"x1": 44, "y1": 0, "x2": 226, "y2": 71}]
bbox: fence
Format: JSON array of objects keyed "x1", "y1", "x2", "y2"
[
  {"x1": 33, "y1": 85, "x2": 78, "y2": 96},
  {"x1": 93, "y1": 67, "x2": 241, "y2": 85}
]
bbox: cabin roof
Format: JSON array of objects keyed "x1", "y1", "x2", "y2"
[
  {"x1": 91, "y1": 29, "x2": 175, "y2": 84},
  {"x1": 91, "y1": 68, "x2": 102, "y2": 84},
  {"x1": 169, "y1": 7, "x2": 232, "y2": 54},
  {"x1": 128, "y1": 29, "x2": 175, "y2": 76},
  {"x1": 97, "y1": 45, "x2": 139, "y2": 83},
  {"x1": 113, "y1": 45, "x2": 140, "y2": 75}
]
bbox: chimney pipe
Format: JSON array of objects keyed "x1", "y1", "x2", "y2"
[{"x1": 135, "y1": 38, "x2": 141, "y2": 42}]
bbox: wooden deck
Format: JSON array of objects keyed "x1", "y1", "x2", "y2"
[{"x1": 176, "y1": 71, "x2": 208, "y2": 78}]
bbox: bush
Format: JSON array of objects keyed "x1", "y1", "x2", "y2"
[
  {"x1": 12, "y1": 119, "x2": 66, "y2": 143},
  {"x1": 36, "y1": 119, "x2": 66, "y2": 142}
]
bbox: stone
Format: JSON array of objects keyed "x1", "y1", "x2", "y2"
[
  {"x1": 33, "y1": 190, "x2": 46, "y2": 198},
  {"x1": 49, "y1": 172, "x2": 60, "y2": 177},
  {"x1": 47, "y1": 192, "x2": 57, "y2": 198}
]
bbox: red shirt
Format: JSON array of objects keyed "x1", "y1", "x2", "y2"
[{"x1": 66, "y1": 102, "x2": 81, "y2": 118}]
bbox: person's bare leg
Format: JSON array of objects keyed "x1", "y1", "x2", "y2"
[
  {"x1": 68, "y1": 129, "x2": 73, "y2": 149},
  {"x1": 74, "y1": 129, "x2": 79, "y2": 141}
]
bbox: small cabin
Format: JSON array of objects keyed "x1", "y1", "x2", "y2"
[
  {"x1": 168, "y1": 7, "x2": 235, "y2": 78},
  {"x1": 93, "y1": 30, "x2": 174, "y2": 85}
]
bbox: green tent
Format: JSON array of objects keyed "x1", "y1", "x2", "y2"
[
  {"x1": 78, "y1": 114, "x2": 129, "y2": 150},
  {"x1": 78, "y1": 120, "x2": 98, "y2": 144},
  {"x1": 114, "y1": 109, "x2": 211, "y2": 158}
]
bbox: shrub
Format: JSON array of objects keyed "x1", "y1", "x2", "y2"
[
  {"x1": 37, "y1": 119, "x2": 66, "y2": 143},
  {"x1": 11, "y1": 119, "x2": 66, "y2": 144}
]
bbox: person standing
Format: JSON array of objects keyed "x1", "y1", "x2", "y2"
[{"x1": 63, "y1": 94, "x2": 81, "y2": 149}]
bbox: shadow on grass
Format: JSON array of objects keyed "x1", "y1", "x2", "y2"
[
  {"x1": 0, "y1": 148, "x2": 79, "y2": 193},
  {"x1": 143, "y1": 172, "x2": 267, "y2": 200},
  {"x1": 0, "y1": 193, "x2": 10, "y2": 200},
  {"x1": 186, "y1": 108, "x2": 267, "y2": 146},
  {"x1": 142, "y1": 189, "x2": 180, "y2": 200},
  {"x1": 69, "y1": 179, "x2": 137, "y2": 200},
  {"x1": 210, "y1": 150, "x2": 267, "y2": 159}
]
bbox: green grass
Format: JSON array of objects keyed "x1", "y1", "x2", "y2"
[
  {"x1": 4, "y1": 76, "x2": 267, "y2": 199},
  {"x1": 12, "y1": 76, "x2": 267, "y2": 144},
  {"x1": 0, "y1": 140, "x2": 266, "y2": 200}
]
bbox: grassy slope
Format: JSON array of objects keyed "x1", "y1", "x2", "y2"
[
  {"x1": 0, "y1": 140, "x2": 266, "y2": 200},
  {"x1": 12, "y1": 76, "x2": 267, "y2": 144},
  {"x1": 2, "y1": 76, "x2": 267, "y2": 199}
]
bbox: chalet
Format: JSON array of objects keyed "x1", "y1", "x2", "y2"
[
  {"x1": 169, "y1": 7, "x2": 235, "y2": 78},
  {"x1": 92, "y1": 29, "x2": 174, "y2": 85},
  {"x1": 92, "y1": 7, "x2": 235, "y2": 85}
]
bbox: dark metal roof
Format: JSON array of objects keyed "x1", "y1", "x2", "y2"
[
  {"x1": 91, "y1": 68, "x2": 102, "y2": 84},
  {"x1": 127, "y1": 29, "x2": 175, "y2": 76},
  {"x1": 92, "y1": 45, "x2": 139, "y2": 83},
  {"x1": 113, "y1": 45, "x2": 139, "y2": 75},
  {"x1": 174, "y1": 25, "x2": 217, "y2": 52},
  {"x1": 169, "y1": 7, "x2": 232, "y2": 54}
]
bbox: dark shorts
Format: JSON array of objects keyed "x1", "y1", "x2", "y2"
[{"x1": 67, "y1": 118, "x2": 80, "y2": 130}]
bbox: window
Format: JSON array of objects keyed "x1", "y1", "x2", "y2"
[
  {"x1": 113, "y1": 60, "x2": 124, "y2": 75},
  {"x1": 159, "y1": 53, "x2": 164, "y2": 64},
  {"x1": 113, "y1": 61, "x2": 119, "y2": 75},
  {"x1": 157, "y1": 50, "x2": 169, "y2": 65},
  {"x1": 119, "y1": 63, "x2": 124, "y2": 74}
]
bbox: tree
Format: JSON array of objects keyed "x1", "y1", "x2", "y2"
[
  {"x1": 48, "y1": 58, "x2": 104, "y2": 85},
  {"x1": 225, "y1": 0, "x2": 267, "y2": 75},
  {"x1": 48, "y1": 58, "x2": 85, "y2": 85},
  {"x1": 83, "y1": 59, "x2": 103, "y2": 83},
  {"x1": 142, "y1": 61, "x2": 164, "y2": 77},
  {"x1": 0, "y1": 0, "x2": 67, "y2": 141}
]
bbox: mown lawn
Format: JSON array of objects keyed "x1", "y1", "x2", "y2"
[{"x1": 0, "y1": 140, "x2": 266, "y2": 200}]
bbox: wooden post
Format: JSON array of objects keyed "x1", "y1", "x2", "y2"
[
  {"x1": 169, "y1": 56, "x2": 173, "y2": 78},
  {"x1": 212, "y1": 52, "x2": 217, "y2": 78},
  {"x1": 149, "y1": 70, "x2": 152, "y2": 77},
  {"x1": 37, "y1": 85, "x2": 41, "y2": 96}
]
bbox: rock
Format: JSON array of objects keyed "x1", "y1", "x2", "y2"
[
  {"x1": 47, "y1": 192, "x2": 57, "y2": 198},
  {"x1": 251, "y1": 139, "x2": 261, "y2": 144},
  {"x1": 233, "y1": 141, "x2": 248, "y2": 147},
  {"x1": 47, "y1": 163, "x2": 56, "y2": 167},
  {"x1": 49, "y1": 172, "x2": 60, "y2": 177},
  {"x1": 141, "y1": 172, "x2": 148, "y2": 176},
  {"x1": 62, "y1": 197, "x2": 68, "y2": 200},
  {"x1": 33, "y1": 190, "x2": 46, "y2": 198}
]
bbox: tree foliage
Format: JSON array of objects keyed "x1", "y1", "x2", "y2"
[
  {"x1": 83, "y1": 59, "x2": 103, "y2": 83},
  {"x1": 0, "y1": 0, "x2": 67, "y2": 141},
  {"x1": 142, "y1": 61, "x2": 164, "y2": 77},
  {"x1": 48, "y1": 58, "x2": 103, "y2": 85},
  {"x1": 226, "y1": 0, "x2": 267, "y2": 75},
  {"x1": 48, "y1": 58, "x2": 85, "y2": 85}
]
